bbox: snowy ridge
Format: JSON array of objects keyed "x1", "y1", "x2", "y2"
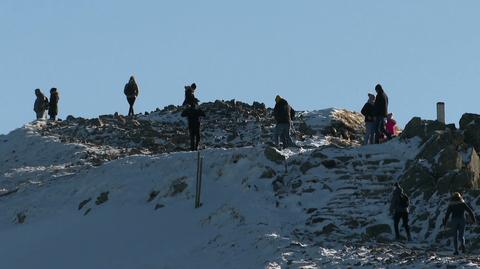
[{"x1": 1, "y1": 110, "x2": 480, "y2": 268}]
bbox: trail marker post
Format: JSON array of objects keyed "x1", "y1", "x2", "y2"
[{"x1": 437, "y1": 102, "x2": 445, "y2": 124}]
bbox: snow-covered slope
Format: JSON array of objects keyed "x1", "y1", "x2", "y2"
[{"x1": 1, "y1": 106, "x2": 480, "y2": 269}]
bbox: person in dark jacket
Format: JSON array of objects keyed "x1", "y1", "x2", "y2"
[
  {"x1": 124, "y1": 76, "x2": 139, "y2": 117},
  {"x1": 390, "y1": 182, "x2": 411, "y2": 241},
  {"x1": 361, "y1": 93, "x2": 376, "y2": 145},
  {"x1": 443, "y1": 192, "x2": 477, "y2": 255},
  {"x1": 373, "y1": 84, "x2": 391, "y2": 143},
  {"x1": 48, "y1": 88, "x2": 60, "y2": 121},
  {"x1": 273, "y1": 95, "x2": 295, "y2": 148},
  {"x1": 181, "y1": 103, "x2": 206, "y2": 151},
  {"x1": 183, "y1": 83, "x2": 199, "y2": 107},
  {"x1": 34, "y1": 89, "x2": 49, "y2": 120}
]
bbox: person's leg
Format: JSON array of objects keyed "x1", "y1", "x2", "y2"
[
  {"x1": 194, "y1": 126, "x2": 201, "y2": 150},
  {"x1": 402, "y1": 212, "x2": 411, "y2": 240},
  {"x1": 452, "y1": 220, "x2": 459, "y2": 254},
  {"x1": 368, "y1": 122, "x2": 376, "y2": 144},
  {"x1": 374, "y1": 118, "x2": 382, "y2": 144},
  {"x1": 393, "y1": 212, "x2": 401, "y2": 240},
  {"x1": 127, "y1": 97, "x2": 136, "y2": 116},
  {"x1": 274, "y1": 124, "x2": 280, "y2": 146},
  {"x1": 280, "y1": 124, "x2": 289, "y2": 148},
  {"x1": 189, "y1": 127, "x2": 195, "y2": 151},
  {"x1": 285, "y1": 123, "x2": 294, "y2": 147},
  {"x1": 459, "y1": 220, "x2": 466, "y2": 252},
  {"x1": 364, "y1": 123, "x2": 370, "y2": 145}
]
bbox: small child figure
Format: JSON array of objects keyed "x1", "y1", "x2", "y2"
[{"x1": 386, "y1": 113, "x2": 398, "y2": 138}]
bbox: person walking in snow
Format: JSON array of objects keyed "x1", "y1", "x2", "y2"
[
  {"x1": 273, "y1": 95, "x2": 295, "y2": 149},
  {"x1": 361, "y1": 93, "x2": 376, "y2": 145},
  {"x1": 48, "y1": 88, "x2": 60, "y2": 121},
  {"x1": 373, "y1": 84, "x2": 391, "y2": 143},
  {"x1": 181, "y1": 103, "x2": 206, "y2": 151},
  {"x1": 386, "y1": 113, "x2": 398, "y2": 138},
  {"x1": 124, "y1": 76, "x2": 139, "y2": 117},
  {"x1": 183, "y1": 83, "x2": 199, "y2": 107},
  {"x1": 390, "y1": 182, "x2": 412, "y2": 241},
  {"x1": 33, "y1": 88, "x2": 49, "y2": 120},
  {"x1": 443, "y1": 192, "x2": 476, "y2": 255}
]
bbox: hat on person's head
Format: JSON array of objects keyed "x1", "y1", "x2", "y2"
[
  {"x1": 35, "y1": 88, "x2": 41, "y2": 94},
  {"x1": 50, "y1": 87, "x2": 57, "y2": 93},
  {"x1": 387, "y1": 113, "x2": 393, "y2": 118},
  {"x1": 184, "y1": 85, "x2": 191, "y2": 91},
  {"x1": 375, "y1": 84, "x2": 383, "y2": 93},
  {"x1": 275, "y1": 95, "x2": 282, "y2": 103},
  {"x1": 368, "y1": 93, "x2": 375, "y2": 98},
  {"x1": 191, "y1": 83, "x2": 196, "y2": 90}
]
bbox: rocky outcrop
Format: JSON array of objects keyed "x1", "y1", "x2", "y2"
[
  {"x1": 459, "y1": 113, "x2": 480, "y2": 152},
  {"x1": 400, "y1": 116, "x2": 480, "y2": 195}
]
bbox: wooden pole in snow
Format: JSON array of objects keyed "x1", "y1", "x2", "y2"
[{"x1": 195, "y1": 151, "x2": 204, "y2": 208}]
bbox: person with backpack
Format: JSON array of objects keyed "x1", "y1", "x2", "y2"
[
  {"x1": 48, "y1": 88, "x2": 60, "y2": 121},
  {"x1": 183, "y1": 83, "x2": 199, "y2": 107},
  {"x1": 124, "y1": 76, "x2": 139, "y2": 117},
  {"x1": 390, "y1": 182, "x2": 412, "y2": 241},
  {"x1": 361, "y1": 93, "x2": 376, "y2": 145},
  {"x1": 33, "y1": 88, "x2": 49, "y2": 120},
  {"x1": 373, "y1": 84, "x2": 391, "y2": 143},
  {"x1": 273, "y1": 95, "x2": 295, "y2": 149},
  {"x1": 443, "y1": 192, "x2": 476, "y2": 255},
  {"x1": 181, "y1": 103, "x2": 206, "y2": 151}
]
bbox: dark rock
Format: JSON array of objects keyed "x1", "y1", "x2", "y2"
[
  {"x1": 460, "y1": 113, "x2": 480, "y2": 152},
  {"x1": 321, "y1": 160, "x2": 337, "y2": 169},
  {"x1": 155, "y1": 204, "x2": 165, "y2": 210},
  {"x1": 16, "y1": 212, "x2": 27, "y2": 224},
  {"x1": 264, "y1": 146, "x2": 286, "y2": 164},
  {"x1": 260, "y1": 167, "x2": 276, "y2": 179},
  {"x1": 365, "y1": 224, "x2": 392, "y2": 238},
  {"x1": 147, "y1": 190, "x2": 160, "y2": 202},
  {"x1": 170, "y1": 177, "x2": 188, "y2": 196},
  {"x1": 78, "y1": 198, "x2": 92, "y2": 210},
  {"x1": 291, "y1": 179, "x2": 302, "y2": 189},
  {"x1": 401, "y1": 117, "x2": 446, "y2": 142},
  {"x1": 95, "y1": 192, "x2": 109, "y2": 205},
  {"x1": 300, "y1": 161, "x2": 320, "y2": 174},
  {"x1": 272, "y1": 177, "x2": 285, "y2": 193}
]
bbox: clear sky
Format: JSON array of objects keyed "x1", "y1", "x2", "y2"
[{"x1": 1, "y1": 0, "x2": 479, "y2": 134}]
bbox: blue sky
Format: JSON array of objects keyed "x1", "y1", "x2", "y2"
[{"x1": 1, "y1": 0, "x2": 480, "y2": 134}]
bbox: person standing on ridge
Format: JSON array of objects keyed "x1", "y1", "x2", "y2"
[
  {"x1": 373, "y1": 84, "x2": 391, "y2": 143},
  {"x1": 390, "y1": 182, "x2": 412, "y2": 241},
  {"x1": 273, "y1": 95, "x2": 295, "y2": 149},
  {"x1": 361, "y1": 93, "x2": 376, "y2": 145},
  {"x1": 48, "y1": 88, "x2": 60, "y2": 121},
  {"x1": 443, "y1": 192, "x2": 476, "y2": 255},
  {"x1": 386, "y1": 113, "x2": 398, "y2": 138},
  {"x1": 124, "y1": 76, "x2": 139, "y2": 117},
  {"x1": 183, "y1": 83, "x2": 199, "y2": 107},
  {"x1": 34, "y1": 89, "x2": 49, "y2": 120},
  {"x1": 181, "y1": 103, "x2": 206, "y2": 151}
]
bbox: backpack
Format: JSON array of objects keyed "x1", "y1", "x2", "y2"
[{"x1": 399, "y1": 192, "x2": 409, "y2": 208}]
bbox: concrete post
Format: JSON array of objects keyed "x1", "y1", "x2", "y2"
[{"x1": 437, "y1": 102, "x2": 445, "y2": 124}]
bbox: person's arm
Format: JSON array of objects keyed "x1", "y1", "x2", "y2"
[
  {"x1": 443, "y1": 206, "x2": 452, "y2": 226},
  {"x1": 133, "y1": 83, "x2": 139, "y2": 96},
  {"x1": 465, "y1": 203, "x2": 477, "y2": 224},
  {"x1": 361, "y1": 104, "x2": 368, "y2": 116}
]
